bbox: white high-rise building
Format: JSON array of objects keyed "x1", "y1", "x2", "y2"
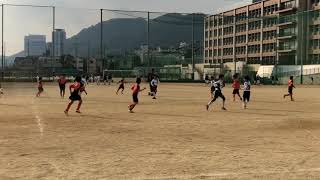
[
  {"x1": 24, "y1": 35, "x2": 46, "y2": 57},
  {"x1": 52, "y1": 29, "x2": 66, "y2": 57}
]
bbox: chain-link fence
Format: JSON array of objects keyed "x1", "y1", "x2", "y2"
[
  {"x1": 2, "y1": 3, "x2": 320, "y2": 84},
  {"x1": 0, "y1": 4, "x2": 206, "y2": 82}
]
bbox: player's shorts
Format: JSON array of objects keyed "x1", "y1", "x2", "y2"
[
  {"x1": 59, "y1": 84, "x2": 66, "y2": 91},
  {"x1": 232, "y1": 89, "x2": 240, "y2": 95},
  {"x1": 118, "y1": 84, "x2": 124, "y2": 89},
  {"x1": 205, "y1": 80, "x2": 209, "y2": 84},
  {"x1": 69, "y1": 91, "x2": 81, "y2": 101},
  {"x1": 213, "y1": 90, "x2": 225, "y2": 101},
  {"x1": 288, "y1": 87, "x2": 293, "y2": 94},
  {"x1": 243, "y1": 91, "x2": 251, "y2": 102},
  {"x1": 151, "y1": 86, "x2": 157, "y2": 92},
  {"x1": 133, "y1": 94, "x2": 139, "y2": 103},
  {"x1": 38, "y1": 87, "x2": 44, "y2": 92}
]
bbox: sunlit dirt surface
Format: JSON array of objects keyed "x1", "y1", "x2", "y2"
[{"x1": 1, "y1": 82, "x2": 320, "y2": 179}]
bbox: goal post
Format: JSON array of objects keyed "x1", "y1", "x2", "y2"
[{"x1": 102, "y1": 69, "x2": 141, "y2": 81}]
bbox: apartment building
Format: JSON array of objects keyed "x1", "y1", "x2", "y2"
[{"x1": 204, "y1": 0, "x2": 320, "y2": 66}]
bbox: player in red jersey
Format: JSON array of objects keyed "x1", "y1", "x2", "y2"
[
  {"x1": 284, "y1": 76, "x2": 295, "y2": 101},
  {"x1": 128, "y1": 77, "x2": 146, "y2": 113},
  {"x1": 232, "y1": 74, "x2": 242, "y2": 101},
  {"x1": 58, "y1": 74, "x2": 67, "y2": 98},
  {"x1": 64, "y1": 76, "x2": 87, "y2": 115},
  {"x1": 36, "y1": 77, "x2": 44, "y2": 97}
]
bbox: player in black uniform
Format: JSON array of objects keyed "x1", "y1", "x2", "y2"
[
  {"x1": 206, "y1": 74, "x2": 226, "y2": 111},
  {"x1": 116, "y1": 78, "x2": 126, "y2": 95}
]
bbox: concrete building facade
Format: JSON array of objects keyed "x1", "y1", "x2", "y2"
[
  {"x1": 24, "y1": 35, "x2": 46, "y2": 57},
  {"x1": 204, "y1": 0, "x2": 320, "y2": 68},
  {"x1": 52, "y1": 29, "x2": 66, "y2": 57}
]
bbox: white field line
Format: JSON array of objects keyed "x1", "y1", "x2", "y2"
[{"x1": 31, "y1": 97, "x2": 44, "y2": 136}]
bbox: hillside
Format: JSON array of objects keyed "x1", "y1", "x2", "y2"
[{"x1": 64, "y1": 13, "x2": 205, "y2": 57}]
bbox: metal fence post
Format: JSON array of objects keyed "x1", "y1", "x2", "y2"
[
  {"x1": 192, "y1": 13, "x2": 195, "y2": 80},
  {"x1": 1, "y1": 4, "x2": 4, "y2": 80},
  {"x1": 100, "y1": 9, "x2": 103, "y2": 71},
  {"x1": 147, "y1": 11, "x2": 150, "y2": 71}
]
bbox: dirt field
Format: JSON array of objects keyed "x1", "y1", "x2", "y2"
[{"x1": 1, "y1": 82, "x2": 320, "y2": 179}]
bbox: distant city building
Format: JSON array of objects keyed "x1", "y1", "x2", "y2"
[
  {"x1": 24, "y1": 35, "x2": 46, "y2": 57},
  {"x1": 52, "y1": 29, "x2": 66, "y2": 57}
]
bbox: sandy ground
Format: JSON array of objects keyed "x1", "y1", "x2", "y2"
[{"x1": 1, "y1": 82, "x2": 320, "y2": 179}]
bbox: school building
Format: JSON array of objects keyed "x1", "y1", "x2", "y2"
[{"x1": 203, "y1": 0, "x2": 320, "y2": 68}]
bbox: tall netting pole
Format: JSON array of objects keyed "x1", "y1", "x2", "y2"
[
  {"x1": 52, "y1": 6, "x2": 55, "y2": 80},
  {"x1": 300, "y1": 12, "x2": 303, "y2": 84},
  {"x1": 192, "y1": 13, "x2": 195, "y2": 80},
  {"x1": 100, "y1": 9, "x2": 103, "y2": 71},
  {"x1": 1, "y1": 4, "x2": 3, "y2": 81},
  {"x1": 147, "y1": 11, "x2": 150, "y2": 72}
]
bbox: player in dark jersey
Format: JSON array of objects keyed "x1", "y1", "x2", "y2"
[
  {"x1": 242, "y1": 76, "x2": 251, "y2": 109},
  {"x1": 284, "y1": 76, "x2": 295, "y2": 101},
  {"x1": 58, "y1": 74, "x2": 67, "y2": 98},
  {"x1": 36, "y1": 77, "x2": 44, "y2": 97},
  {"x1": 116, "y1": 78, "x2": 126, "y2": 95},
  {"x1": 64, "y1": 76, "x2": 87, "y2": 115},
  {"x1": 206, "y1": 74, "x2": 226, "y2": 111},
  {"x1": 128, "y1": 77, "x2": 146, "y2": 113}
]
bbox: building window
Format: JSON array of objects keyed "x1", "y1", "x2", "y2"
[
  {"x1": 263, "y1": 43, "x2": 275, "y2": 52},
  {"x1": 248, "y1": 21, "x2": 261, "y2": 30},
  {"x1": 263, "y1": 17, "x2": 277, "y2": 28},
  {"x1": 236, "y1": 24, "x2": 247, "y2": 33},
  {"x1": 236, "y1": 35, "x2": 246, "y2": 43},
  {"x1": 262, "y1": 56, "x2": 275, "y2": 65},
  {"x1": 263, "y1": 30, "x2": 277, "y2": 40},
  {"x1": 247, "y1": 57, "x2": 261, "y2": 64},
  {"x1": 248, "y1": 33, "x2": 261, "y2": 42},
  {"x1": 248, "y1": 45, "x2": 260, "y2": 54},
  {"x1": 235, "y1": 46, "x2": 246, "y2": 55}
]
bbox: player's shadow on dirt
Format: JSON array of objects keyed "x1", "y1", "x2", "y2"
[
  {"x1": 142, "y1": 112, "x2": 200, "y2": 118},
  {"x1": 228, "y1": 110, "x2": 288, "y2": 117},
  {"x1": 262, "y1": 119, "x2": 320, "y2": 131},
  {"x1": 250, "y1": 108, "x2": 317, "y2": 114}
]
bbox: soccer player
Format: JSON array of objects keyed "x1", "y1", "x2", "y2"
[
  {"x1": 116, "y1": 78, "x2": 125, "y2": 95},
  {"x1": 36, "y1": 77, "x2": 44, "y2": 97},
  {"x1": 0, "y1": 83, "x2": 3, "y2": 96},
  {"x1": 232, "y1": 74, "x2": 242, "y2": 101},
  {"x1": 150, "y1": 76, "x2": 159, "y2": 99},
  {"x1": 243, "y1": 76, "x2": 251, "y2": 109},
  {"x1": 58, "y1": 74, "x2": 67, "y2": 98},
  {"x1": 205, "y1": 74, "x2": 209, "y2": 86},
  {"x1": 284, "y1": 76, "x2": 295, "y2": 101},
  {"x1": 206, "y1": 74, "x2": 226, "y2": 111},
  {"x1": 128, "y1": 77, "x2": 146, "y2": 113},
  {"x1": 64, "y1": 76, "x2": 87, "y2": 115}
]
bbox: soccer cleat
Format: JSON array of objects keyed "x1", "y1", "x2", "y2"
[
  {"x1": 153, "y1": 97, "x2": 156, "y2": 99},
  {"x1": 240, "y1": 98, "x2": 243, "y2": 101},
  {"x1": 221, "y1": 107, "x2": 227, "y2": 111},
  {"x1": 206, "y1": 105, "x2": 209, "y2": 111},
  {"x1": 76, "y1": 110, "x2": 81, "y2": 113},
  {"x1": 64, "y1": 110, "x2": 68, "y2": 116}
]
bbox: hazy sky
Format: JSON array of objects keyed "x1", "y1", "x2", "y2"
[{"x1": 1, "y1": 0, "x2": 250, "y2": 55}]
